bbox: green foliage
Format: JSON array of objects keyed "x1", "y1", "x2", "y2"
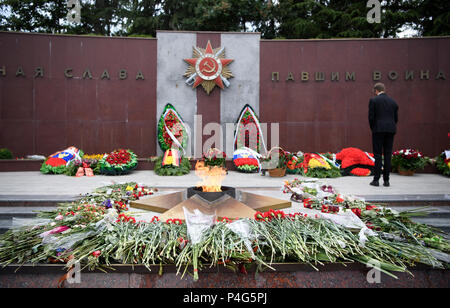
[
  {"x1": 64, "y1": 159, "x2": 102, "y2": 176},
  {"x1": 412, "y1": 0, "x2": 450, "y2": 36},
  {"x1": 305, "y1": 166, "x2": 341, "y2": 178},
  {"x1": 157, "y1": 103, "x2": 188, "y2": 152},
  {"x1": 392, "y1": 150, "x2": 429, "y2": 172},
  {"x1": 0, "y1": 0, "x2": 448, "y2": 38},
  {"x1": 99, "y1": 149, "x2": 138, "y2": 176},
  {"x1": 154, "y1": 156, "x2": 191, "y2": 176},
  {"x1": 436, "y1": 152, "x2": 450, "y2": 177},
  {"x1": 0, "y1": 148, "x2": 13, "y2": 159},
  {"x1": 40, "y1": 160, "x2": 67, "y2": 174},
  {"x1": 236, "y1": 164, "x2": 258, "y2": 173}
]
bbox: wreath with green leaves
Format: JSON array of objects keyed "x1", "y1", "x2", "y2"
[
  {"x1": 154, "y1": 156, "x2": 191, "y2": 176},
  {"x1": 158, "y1": 103, "x2": 189, "y2": 152},
  {"x1": 234, "y1": 104, "x2": 265, "y2": 154},
  {"x1": 99, "y1": 149, "x2": 138, "y2": 175},
  {"x1": 40, "y1": 149, "x2": 84, "y2": 174}
]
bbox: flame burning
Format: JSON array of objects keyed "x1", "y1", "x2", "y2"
[{"x1": 195, "y1": 161, "x2": 226, "y2": 192}]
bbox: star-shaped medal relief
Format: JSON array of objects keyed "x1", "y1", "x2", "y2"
[{"x1": 184, "y1": 40, "x2": 233, "y2": 95}]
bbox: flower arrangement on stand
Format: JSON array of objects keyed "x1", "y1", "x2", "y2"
[
  {"x1": 234, "y1": 104, "x2": 266, "y2": 154},
  {"x1": 392, "y1": 149, "x2": 429, "y2": 175},
  {"x1": 158, "y1": 103, "x2": 189, "y2": 153},
  {"x1": 99, "y1": 149, "x2": 138, "y2": 175},
  {"x1": 260, "y1": 147, "x2": 288, "y2": 177},
  {"x1": 435, "y1": 151, "x2": 450, "y2": 177},
  {"x1": 203, "y1": 148, "x2": 226, "y2": 168}
]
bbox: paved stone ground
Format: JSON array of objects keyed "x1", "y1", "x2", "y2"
[
  {"x1": 0, "y1": 171, "x2": 449, "y2": 235},
  {"x1": 0, "y1": 171, "x2": 448, "y2": 198}
]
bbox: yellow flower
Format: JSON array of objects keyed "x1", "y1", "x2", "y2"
[
  {"x1": 126, "y1": 186, "x2": 134, "y2": 191},
  {"x1": 308, "y1": 158, "x2": 331, "y2": 170},
  {"x1": 83, "y1": 153, "x2": 107, "y2": 160}
]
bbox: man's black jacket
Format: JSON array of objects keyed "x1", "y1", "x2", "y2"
[{"x1": 368, "y1": 93, "x2": 399, "y2": 133}]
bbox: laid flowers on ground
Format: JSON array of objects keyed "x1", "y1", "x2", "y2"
[
  {"x1": 283, "y1": 178, "x2": 449, "y2": 253},
  {"x1": 336, "y1": 147, "x2": 374, "y2": 176},
  {"x1": 153, "y1": 149, "x2": 191, "y2": 176},
  {"x1": 40, "y1": 146, "x2": 84, "y2": 174},
  {"x1": 0, "y1": 181, "x2": 448, "y2": 281},
  {"x1": 300, "y1": 153, "x2": 341, "y2": 178}
]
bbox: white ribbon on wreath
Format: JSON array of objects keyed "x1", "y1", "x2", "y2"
[
  {"x1": 233, "y1": 106, "x2": 267, "y2": 154},
  {"x1": 162, "y1": 108, "x2": 191, "y2": 155}
]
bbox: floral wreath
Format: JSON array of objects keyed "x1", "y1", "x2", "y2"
[
  {"x1": 157, "y1": 103, "x2": 189, "y2": 153},
  {"x1": 99, "y1": 149, "x2": 138, "y2": 175}
]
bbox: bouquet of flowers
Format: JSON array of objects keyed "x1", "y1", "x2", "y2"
[
  {"x1": 285, "y1": 152, "x2": 304, "y2": 174},
  {"x1": 259, "y1": 147, "x2": 289, "y2": 177},
  {"x1": 392, "y1": 149, "x2": 428, "y2": 173},
  {"x1": 99, "y1": 149, "x2": 138, "y2": 175},
  {"x1": 65, "y1": 153, "x2": 106, "y2": 176},
  {"x1": 435, "y1": 151, "x2": 450, "y2": 176},
  {"x1": 203, "y1": 148, "x2": 226, "y2": 167}
]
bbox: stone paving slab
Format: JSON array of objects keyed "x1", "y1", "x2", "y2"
[{"x1": 0, "y1": 171, "x2": 448, "y2": 198}]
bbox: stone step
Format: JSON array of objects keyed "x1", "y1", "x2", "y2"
[
  {"x1": 0, "y1": 218, "x2": 12, "y2": 235},
  {"x1": 388, "y1": 206, "x2": 450, "y2": 219},
  {"x1": 0, "y1": 195, "x2": 78, "y2": 208}
]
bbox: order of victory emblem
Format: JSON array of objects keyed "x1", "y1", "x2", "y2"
[{"x1": 183, "y1": 40, "x2": 233, "y2": 95}]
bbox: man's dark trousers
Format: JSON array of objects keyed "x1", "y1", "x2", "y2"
[{"x1": 372, "y1": 132, "x2": 395, "y2": 182}]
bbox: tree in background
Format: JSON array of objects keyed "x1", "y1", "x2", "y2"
[
  {"x1": 413, "y1": 0, "x2": 450, "y2": 36},
  {"x1": 123, "y1": 0, "x2": 162, "y2": 37},
  {"x1": 0, "y1": 0, "x2": 448, "y2": 38},
  {"x1": 0, "y1": 0, "x2": 68, "y2": 33},
  {"x1": 275, "y1": 0, "x2": 420, "y2": 39}
]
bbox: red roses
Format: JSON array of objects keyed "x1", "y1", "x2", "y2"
[{"x1": 106, "y1": 149, "x2": 131, "y2": 165}]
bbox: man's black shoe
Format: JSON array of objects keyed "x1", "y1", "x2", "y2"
[
  {"x1": 383, "y1": 181, "x2": 390, "y2": 187},
  {"x1": 370, "y1": 180, "x2": 379, "y2": 187}
]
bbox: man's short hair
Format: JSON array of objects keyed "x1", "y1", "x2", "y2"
[{"x1": 373, "y1": 83, "x2": 385, "y2": 92}]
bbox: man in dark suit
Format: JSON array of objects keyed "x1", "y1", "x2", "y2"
[{"x1": 368, "y1": 83, "x2": 399, "y2": 187}]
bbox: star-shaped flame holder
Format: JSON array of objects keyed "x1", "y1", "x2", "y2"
[{"x1": 130, "y1": 187, "x2": 291, "y2": 221}]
